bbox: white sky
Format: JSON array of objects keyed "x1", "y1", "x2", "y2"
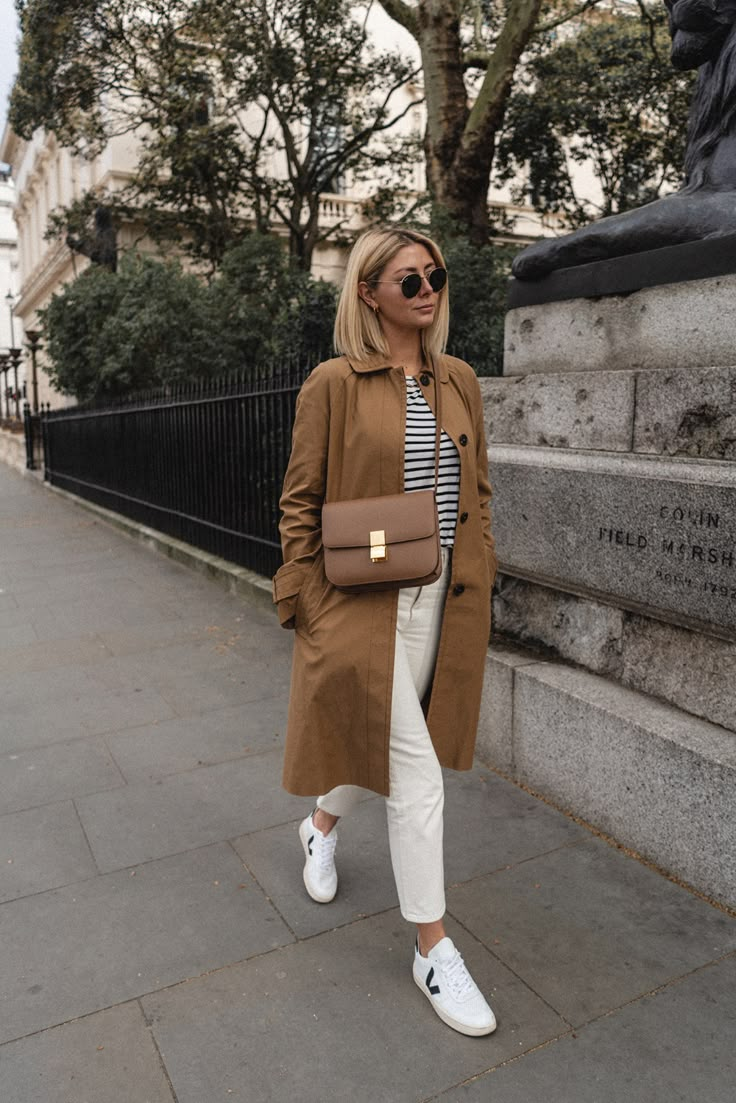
[{"x1": 0, "y1": 0, "x2": 20, "y2": 152}]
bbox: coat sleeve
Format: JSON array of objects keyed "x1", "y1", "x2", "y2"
[
  {"x1": 469, "y1": 371, "x2": 498, "y2": 584},
  {"x1": 272, "y1": 368, "x2": 330, "y2": 628}
]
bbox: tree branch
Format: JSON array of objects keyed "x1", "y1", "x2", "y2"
[
  {"x1": 533, "y1": 0, "x2": 603, "y2": 36},
  {"x1": 463, "y1": 0, "x2": 545, "y2": 154},
  {"x1": 463, "y1": 49, "x2": 490, "y2": 71},
  {"x1": 376, "y1": 0, "x2": 419, "y2": 40}
]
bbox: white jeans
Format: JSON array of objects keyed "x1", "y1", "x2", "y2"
[{"x1": 317, "y1": 548, "x2": 451, "y2": 923}]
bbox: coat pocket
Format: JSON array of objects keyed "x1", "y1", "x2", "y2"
[
  {"x1": 272, "y1": 560, "x2": 311, "y2": 629},
  {"x1": 294, "y1": 551, "x2": 326, "y2": 636}
]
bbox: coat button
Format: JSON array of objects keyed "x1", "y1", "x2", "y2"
[
  {"x1": 420, "y1": 373, "x2": 430, "y2": 386},
  {"x1": 459, "y1": 433, "x2": 468, "y2": 446},
  {"x1": 453, "y1": 583, "x2": 465, "y2": 596},
  {"x1": 460, "y1": 512, "x2": 468, "y2": 524}
]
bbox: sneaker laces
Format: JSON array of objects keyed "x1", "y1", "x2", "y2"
[
  {"x1": 313, "y1": 828, "x2": 337, "y2": 875},
  {"x1": 441, "y1": 948, "x2": 478, "y2": 1001}
]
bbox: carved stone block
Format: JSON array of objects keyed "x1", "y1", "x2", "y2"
[
  {"x1": 480, "y1": 372, "x2": 634, "y2": 451},
  {"x1": 504, "y1": 275, "x2": 736, "y2": 376},
  {"x1": 489, "y1": 445, "x2": 736, "y2": 639}
]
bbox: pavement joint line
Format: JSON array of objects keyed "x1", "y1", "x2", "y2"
[
  {"x1": 160, "y1": 687, "x2": 288, "y2": 722},
  {"x1": 0, "y1": 928, "x2": 303, "y2": 1049},
  {"x1": 429, "y1": 1023, "x2": 579, "y2": 1099},
  {"x1": 1, "y1": 718, "x2": 178, "y2": 762},
  {"x1": 444, "y1": 834, "x2": 593, "y2": 894},
  {"x1": 139, "y1": 997, "x2": 183, "y2": 1103},
  {"x1": 0, "y1": 790, "x2": 125, "y2": 827},
  {"x1": 428, "y1": 946, "x2": 736, "y2": 1103},
  {"x1": 445, "y1": 906, "x2": 575, "y2": 1032},
  {"x1": 71, "y1": 795, "x2": 104, "y2": 878},
  {"x1": 90, "y1": 737, "x2": 288, "y2": 787},
  {"x1": 227, "y1": 839, "x2": 300, "y2": 943},
  {"x1": 0, "y1": 827, "x2": 298, "y2": 908},
  {"x1": 477, "y1": 758, "x2": 736, "y2": 918},
  {"x1": 138, "y1": 997, "x2": 182, "y2": 1103},
  {"x1": 566, "y1": 949, "x2": 736, "y2": 1030}
]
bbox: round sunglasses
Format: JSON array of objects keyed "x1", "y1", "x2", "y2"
[{"x1": 373, "y1": 267, "x2": 447, "y2": 299}]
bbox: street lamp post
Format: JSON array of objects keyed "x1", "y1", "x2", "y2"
[
  {"x1": 5, "y1": 291, "x2": 16, "y2": 349},
  {"x1": 9, "y1": 348, "x2": 22, "y2": 420},
  {"x1": 0, "y1": 352, "x2": 9, "y2": 420},
  {"x1": 25, "y1": 330, "x2": 41, "y2": 415}
]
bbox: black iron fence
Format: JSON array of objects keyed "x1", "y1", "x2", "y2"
[
  {"x1": 40, "y1": 359, "x2": 313, "y2": 579},
  {"x1": 23, "y1": 402, "x2": 48, "y2": 471}
]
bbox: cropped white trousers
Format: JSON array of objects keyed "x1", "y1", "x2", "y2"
[{"x1": 317, "y1": 548, "x2": 450, "y2": 923}]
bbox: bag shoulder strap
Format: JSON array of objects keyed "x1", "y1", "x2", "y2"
[{"x1": 426, "y1": 352, "x2": 442, "y2": 497}]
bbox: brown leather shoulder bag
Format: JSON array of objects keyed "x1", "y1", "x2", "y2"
[{"x1": 321, "y1": 367, "x2": 443, "y2": 593}]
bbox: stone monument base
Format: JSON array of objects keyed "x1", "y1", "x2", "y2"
[
  {"x1": 477, "y1": 644, "x2": 735, "y2": 910},
  {"x1": 477, "y1": 252, "x2": 736, "y2": 910}
]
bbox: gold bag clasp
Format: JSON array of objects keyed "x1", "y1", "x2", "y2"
[{"x1": 370, "y1": 529, "x2": 387, "y2": 562}]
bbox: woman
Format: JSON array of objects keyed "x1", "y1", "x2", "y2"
[{"x1": 272, "y1": 226, "x2": 498, "y2": 1037}]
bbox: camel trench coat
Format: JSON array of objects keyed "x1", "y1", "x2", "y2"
[{"x1": 272, "y1": 352, "x2": 498, "y2": 797}]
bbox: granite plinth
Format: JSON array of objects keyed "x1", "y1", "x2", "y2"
[
  {"x1": 482, "y1": 364, "x2": 736, "y2": 461},
  {"x1": 476, "y1": 648, "x2": 736, "y2": 908},
  {"x1": 489, "y1": 445, "x2": 736, "y2": 640},
  {"x1": 511, "y1": 662, "x2": 736, "y2": 909},
  {"x1": 634, "y1": 364, "x2": 736, "y2": 460},
  {"x1": 480, "y1": 371, "x2": 634, "y2": 451},
  {"x1": 504, "y1": 274, "x2": 736, "y2": 376},
  {"x1": 491, "y1": 577, "x2": 736, "y2": 731}
]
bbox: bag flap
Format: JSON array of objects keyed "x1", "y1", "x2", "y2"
[{"x1": 322, "y1": 491, "x2": 437, "y2": 550}]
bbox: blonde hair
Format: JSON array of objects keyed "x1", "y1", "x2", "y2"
[{"x1": 334, "y1": 226, "x2": 449, "y2": 361}]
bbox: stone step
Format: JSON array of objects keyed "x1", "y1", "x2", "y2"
[{"x1": 478, "y1": 643, "x2": 736, "y2": 910}]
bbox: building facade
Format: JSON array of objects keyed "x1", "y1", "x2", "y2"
[{"x1": 0, "y1": 6, "x2": 561, "y2": 408}]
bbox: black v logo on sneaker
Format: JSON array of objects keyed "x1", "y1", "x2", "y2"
[
  {"x1": 426, "y1": 967, "x2": 440, "y2": 995},
  {"x1": 308, "y1": 834, "x2": 314, "y2": 856}
]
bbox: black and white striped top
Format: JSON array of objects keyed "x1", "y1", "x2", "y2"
[{"x1": 404, "y1": 375, "x2": 460, "y2": 548}]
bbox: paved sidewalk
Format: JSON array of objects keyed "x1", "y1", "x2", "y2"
[{"x1": 1, "y1": 461, "x2": 735, "y2": 1103}]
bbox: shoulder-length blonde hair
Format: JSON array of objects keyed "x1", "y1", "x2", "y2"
[{"x1": 334, "y1": 226, "x2": 449, "y2": 362}]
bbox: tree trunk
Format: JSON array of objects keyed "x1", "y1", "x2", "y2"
[
  {"x1": 288, "y1": 193, "x2": 320, "y2": 272},
  {"x1": 381, "y1": 0, "x2": 544, "y2": 243},
  {"x1": 416, "y1": 3, "x2": 486, "y2": 237}
]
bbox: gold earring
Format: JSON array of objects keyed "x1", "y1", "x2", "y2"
[{"x1": 372, "y1": 304, "x2": 379, "y2": 316}]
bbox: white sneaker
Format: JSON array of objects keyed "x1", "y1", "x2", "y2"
[
  {"x1": 298, "y1": 812, "x2": 338, "y2": 903},
  {"x1": 413, "y1": 937, "x2": 497, "y2": 1036}
]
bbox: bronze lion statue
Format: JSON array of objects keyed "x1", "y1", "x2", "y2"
[{"x1": 513, "y1": 0, "x2": 736, "y2": 280}]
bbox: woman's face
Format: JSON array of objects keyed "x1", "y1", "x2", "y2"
[{"x1": 360, "y1": 243, "x2": 441, "y2": 336}]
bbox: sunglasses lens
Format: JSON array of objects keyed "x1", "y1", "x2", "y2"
[
  {"x1": 429, "y1": 267, "x2": 447, "y2": 292},
  {"x1": 400, "y1": 274, "x2": 422, "y2": 298}
]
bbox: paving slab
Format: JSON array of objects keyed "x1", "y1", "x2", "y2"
[
  {"x1": 0, "y1": 842, "x2": 293, "y2": 1045},
  {"x1": 0, "y1": 801, "x2": 97, "y2": 903},
  {"x1": 105, "y1": 698, "x2": 287, "y2": 783},
  {"x1": 437, "y1": 954, "x2": 736, "y2": 1103},
  {"x1": 0, "y1": 736, "x2": 124, "y2": 815},
  {"x1": 1, "y1": 681, "x2": 176, "y2": 752},
  {"x1": 232, "y1": 795, "x2": 394, "y2": 939},
  {"x1": 0, "y1": 1001, "x2": 176, "y2": 1103},
  {"x1": 74, "y1": 748, "x2": 305, "y2": 872},
  {"x1": 141, "y1": 910, "x2": 567, "y2": 1103},
  {"x1": 0, "y1": 633, "x2": 114, "y2": 676},
  {"x1": 0, "y1": 622, "x2": 39, "y2": 648},
  {"x1": 447, "y1": 837, "x2": 736, "y2": 1026},
  {"x1": 129, "y1": 658, "x2": 290, "y2": 718},
  {"x1": 442, "y1": 767, "x2": 587, "y2": 885}
]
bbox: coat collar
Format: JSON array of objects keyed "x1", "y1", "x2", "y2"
[{"x1": 345, "y1": 351, "x2": 449, "y2": 382}]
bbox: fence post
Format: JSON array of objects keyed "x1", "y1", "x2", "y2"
[
  {"x1": 41, "y1": 403, "x2": 50, "y2": 479},
  {"x1": 23, "y1": 402, "x2": 36, "y2": 470}
]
